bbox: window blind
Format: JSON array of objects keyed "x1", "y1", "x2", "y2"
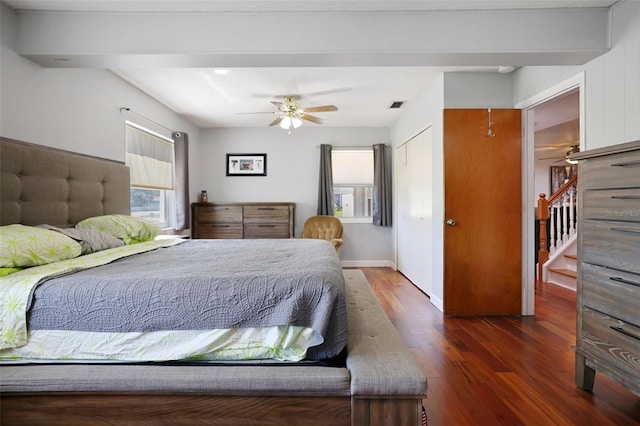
[
  {"x1": 332, "y1": 149, "x2": 373, "y2": 185},
  {"x1": 126, "y1": 124, "x2": 174, "y2": 190}
]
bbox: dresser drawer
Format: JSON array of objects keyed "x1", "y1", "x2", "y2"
[
  {"x1": 243, "y1": 205, "x2": 290, "y2": 222},
  {"x1": 582, "y1": 219, "x2": 640, "y2": 274},
  {"x1": 580, "y1": 149, "x2": 640, "y2": 190},
  {"x1": 582, "y1": 188, "x2": 640, "y2": 222},
  {"x1": 196, "y1": 205, "x2": 243, "y2": 223},
  {"x1": 197, "y1": 223, "x2": 243, "y2": 239},
  {"x1": 582, "y1": 263, "x2": 640, "y2": 328},
  {"x1": 579, "y1": 308, "x2": 640, "y2": 377},
  {"x1": 243, "y1": 223, "x2": 290, "y2": 239}
]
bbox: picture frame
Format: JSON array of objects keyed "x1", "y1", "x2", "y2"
[
  {"x1": 226, "y1": 153, "x2": 267, "y2": 176},
  {"x1": 550, "y1": 164, "x2": 577, "y2": 194}
]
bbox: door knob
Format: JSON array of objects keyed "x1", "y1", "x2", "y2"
[{"x1": 446, "y1": 219, "x2": 457, "y2": 226}]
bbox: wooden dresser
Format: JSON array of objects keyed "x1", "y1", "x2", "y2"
[
  {"x1": 191, "y1": 202, "x2": 295, "y2": 239},
  {"x1": 572, "y1": 140, "x2": 640, "y2": 397}
]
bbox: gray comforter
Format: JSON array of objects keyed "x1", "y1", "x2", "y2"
[{"x1": 27, "y1": 239, "x2": 347, "y2": 360}]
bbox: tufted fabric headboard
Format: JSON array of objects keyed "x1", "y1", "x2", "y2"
[{"x1": 1, "y1": 137, "x2": 131, "y2": 227}]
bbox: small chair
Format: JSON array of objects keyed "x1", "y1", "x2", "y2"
[{"x1": 301, "y1": 215, "x2": 344, "y2": 254}]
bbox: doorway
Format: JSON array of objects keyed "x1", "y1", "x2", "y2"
[{"x1": 518, "y1": 72, "x2": 585, "y2": 315}]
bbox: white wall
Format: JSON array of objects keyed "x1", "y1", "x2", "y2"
[
  {"x1": 514, "y1": 1, "x2": 640, "y2": 151},
  {"x1": 197, "y1": 127, "x2": 394, "y2": 264},
  {"x1": 391, "y1": 72, "x2": 517, "y2": 309},
  {"x1": 389, "y1": 1, "x2": 640, "y2": 311},
  {"x1": 1, "y1": 4, "x2": 202, "y2": 203},
  {"x1": 443, "y1": 72, "x2": 514, "y2": 108},
  {"x1": 534, "y1": 158, "x2": 559, "y2": 201}
]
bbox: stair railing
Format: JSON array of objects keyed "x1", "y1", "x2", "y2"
[{"x1": 537, "y1": 174, "x2": 578, "y2": 280}]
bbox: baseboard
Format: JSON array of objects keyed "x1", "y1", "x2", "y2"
[
  {"x1": 341, "y1": 260, "x2": 396, "y2": 269},
  {"x1": 430, "y1": 295, "x2": 444, "y2": 312}
]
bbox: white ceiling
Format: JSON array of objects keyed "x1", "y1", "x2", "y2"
[
  {"x1": 3, "y1": 0, "x2": 607, "y2": 140},
  {"x1": 113, "y1": 66, "x2": 494, "y2": 129}
]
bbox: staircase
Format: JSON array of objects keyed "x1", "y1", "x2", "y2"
[
  {"x1": 537, "y1": 174, "x2": 578, "y2": 290},
  {"x1": 544, "y1": 238, "x2": 577, "y2": 290}
]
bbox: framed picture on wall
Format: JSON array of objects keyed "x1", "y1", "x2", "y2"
[
  {"x1": 226, "y1": 153, "x2": 267, "y2": 176},
  {"x1": 550, "y1": 164, "x2": 577, "y2": 194}
]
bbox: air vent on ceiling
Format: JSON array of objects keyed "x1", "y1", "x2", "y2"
[{"x1": 388, "y1": 101, "x2": 404, "y2": 109}]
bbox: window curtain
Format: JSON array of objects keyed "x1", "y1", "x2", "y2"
[
  {"x1": 173, "y1": 131, "x2": 190, "y2": 231},
  {"x1": 317, "y1": 144, "x2": 334, "y2": 215},
  {"x1": 125, "y1": 125, "x2": 174, "y2": 190},
  {"x1": 372, "y1": 143, "x2": 392, "y2": 226}
]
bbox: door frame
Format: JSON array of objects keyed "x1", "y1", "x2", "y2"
[{"x1": 515, "y1": 71, "x2": 585, "y2": 315}]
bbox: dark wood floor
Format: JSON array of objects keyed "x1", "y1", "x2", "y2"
[{"x1": 357, "y1": 267, "x2": 640, "y2": 426}]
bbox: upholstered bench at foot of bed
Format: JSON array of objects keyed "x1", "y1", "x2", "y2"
[
  {"x1": 344, "y1": 269, "x2": 428, "y2": 424},
  {"x1": 0, "y1": 269, "x2": 427, "y2": 426}
]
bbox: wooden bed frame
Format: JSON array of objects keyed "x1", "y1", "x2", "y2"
[{"x1": 0, "y1": 138, "x2": 427, "y2": 425}]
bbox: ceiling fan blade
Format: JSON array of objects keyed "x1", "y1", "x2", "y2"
[
  {"x1": 306, "y1": 87, "x2": 352, "y2": 97},
  {"x1": 303, "y1": 105, "x2": 338, "y2": 113},
  {"x1": 237, "y1": 111, "x2": 277, "y2": 115},
  {"x1": 301, "y1": 114, "x2": 324, "y2": 125},
  {"x1": 269, "y1": 116, "x2": 283, "y2": 127},
  {"x1": 271, "y1": 101, "x2": 284, "y2": 108}
]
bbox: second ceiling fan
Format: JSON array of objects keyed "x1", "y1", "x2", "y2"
[{"x1": 246, "y1": 96, "x2": 338, "y2": 133}]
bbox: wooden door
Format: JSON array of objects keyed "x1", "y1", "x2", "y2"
[
  {"x1": 396, "y1": 128, "x2": 431, "y2": 295},
  {"x1": 444, "y1": 109, "x2": 522, "y2": 316}
]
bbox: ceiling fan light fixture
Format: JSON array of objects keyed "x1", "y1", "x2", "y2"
[
  {"x1": 279, "y1": 116, "x2": 292, "y2": 129},
  {"x1": 292, "y1": 117, "x2": 303, "y2": 128}
]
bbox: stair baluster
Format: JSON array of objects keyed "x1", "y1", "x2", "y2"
[{"x1": 536, "y1": 174, "x2": 578, "y2": 280}]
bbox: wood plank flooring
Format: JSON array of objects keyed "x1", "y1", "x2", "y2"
[{"x1": 356, "y1": 267, "x2": 640, "y2": 425}]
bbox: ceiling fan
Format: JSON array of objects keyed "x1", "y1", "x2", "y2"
[
  {"x1": 242, "y1": 96, "x2": 338, "y2": 133},
  {"x1": 538, "y1": 144, "x2": 580, "y2": 164}
]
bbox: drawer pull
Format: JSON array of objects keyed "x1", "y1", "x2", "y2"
[
  {"x1": 611, "y1": 159, "x2": 640, "y2": 167},
  {"x1": 611, "y1": 195, "x2": 640, "y2": 200},
  {"x1": 258, "y1": 224, "x2": 276, "y2": 227},
  {"x1": 610, "y1": 276, "x2": 640, "y2": 287},
  {"x1": 257, "y1": 207, "x2": 275, "y2": 210},
  {"x1": 611, "y1": 227, "x2": 640, "y2": 234},
  {"x1": 610, "y1": 326, "x2": 640, "y2": 342},
  {"x1": 212, "y1": 224, "x2": 229, "y2": 228}
]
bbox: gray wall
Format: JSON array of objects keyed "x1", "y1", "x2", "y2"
[{"x1": 196, "y1": 127, "x2": 394, "y2": 264}]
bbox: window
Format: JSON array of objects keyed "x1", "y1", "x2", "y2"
[
  {"x1": 332, "y1": 149, "x2": 374, "y2": 223},
  {"x1": 125, "y1": 122, "x2": 175, "y2": 229}
]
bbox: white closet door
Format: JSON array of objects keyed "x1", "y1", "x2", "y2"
[{"x1": 396, "y1": 128, "x2": 432, "y2": 295}]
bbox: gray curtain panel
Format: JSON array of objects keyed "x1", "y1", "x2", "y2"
[
  {"x1": 373, "y1": 143, "x2": 392, "y2": 227},
  {"x1": 317, "y1": 144, "x2": 334, "y2": 215},
  {"x1": 173, "y1": 132, "x2": 190, "y2": 231}
]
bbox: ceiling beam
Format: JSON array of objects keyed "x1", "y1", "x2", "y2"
[{"x1": 11, "y1": 8, "x2": 610, "y2": 68}]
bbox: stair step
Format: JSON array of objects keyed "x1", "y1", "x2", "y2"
[
  {"x1": 549, "y1": 268, "x2": 577, "y2": 279},
  {"x1": 564, "y1": 254, "x2": 577, "y2": 260}
]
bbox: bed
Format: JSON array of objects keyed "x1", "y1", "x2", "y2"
[{"x1": 0, "y1": 137, "x2": 427, "y2": 425}]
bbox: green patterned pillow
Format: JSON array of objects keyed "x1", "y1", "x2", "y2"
[
  {"x1": 0, "y1": 224, "x2": 83, "y2": 268},
  {"x1": 76, "y1": 214, "x2": 161, "y2": 245}
]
